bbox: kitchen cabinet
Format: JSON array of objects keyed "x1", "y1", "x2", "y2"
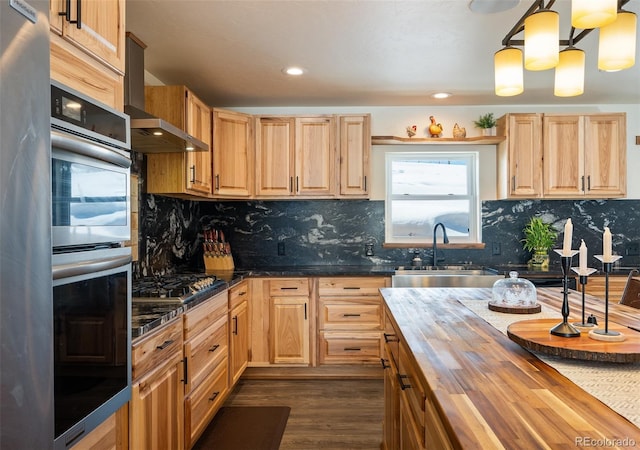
[
  {"x1": 145, "y1": 86, "x2": 213, "y2": 198},
  {"x1": 70, "y1": 405, "x2": 128, "y2": 450},
  {"x1": 183, "y1": 290, "x2": 229, "y2": 449},
  {"x1": 381, "y1": 310, "x2": 400, "y2": 450},
  {"x1": 338, "y1": 114, "x2": 371, "y2": 197},
  {"x1": 496, "y1": 113, "x2": 543, "y2": 199},
  {"x1": 49, "y1": 0, "x2": 125, "y2": 111},
  {"x1": 213, "y1": 109, "x2": 254, "y2": 198},
  {"x1": 255, "y1": 116, "x2": 336, "y2": 198},
  {"x1": 543, "y1": 114, "x2": 626, "y2": 198},
  {"x1": 49, "y1": 0, "x2": 126, "y2": 72},
  {"x1": 229, "y1": 280, "x2": 250, "y2": 385},
  {"x1": 317, "y1": 277, "x2": 387, "y2": 364},
  {"x1": 270, "y1": 279, "x2": 311, "y2": 364},
  {"x1": 130, "y1": 318, "x2": 184, "y2": 450}
]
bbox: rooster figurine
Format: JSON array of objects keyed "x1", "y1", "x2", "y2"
[{"x1": 428, "y1": 116, "x2": 443, "y2": 138}]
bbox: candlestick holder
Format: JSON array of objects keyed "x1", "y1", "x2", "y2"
[
  {"x1": 570, "y1": 267, "x2": 598, "y2": 328},
  {"x1": 590, "y1": 255, "x2": 625, "y2": 341},
  {"x1": 550, "y1": 249, "x2": 581, "y2": 337}
]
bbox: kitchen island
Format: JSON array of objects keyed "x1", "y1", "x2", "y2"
[{"x1": 380, "y1": 287, "x2": 640, "y2": 449}]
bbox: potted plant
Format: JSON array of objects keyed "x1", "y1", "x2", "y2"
[
  {"x1": 522, "y1": 217, "x2": 558, "y2": 268},
  {"x1": 473, "y1": 113, "x2": 497, "y2": 136}
]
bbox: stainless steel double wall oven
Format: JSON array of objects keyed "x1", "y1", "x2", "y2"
[{"x1": 51, "y1": 81, "x2": 133, "y2": 449}]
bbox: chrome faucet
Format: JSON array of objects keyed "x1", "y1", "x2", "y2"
[{"x1": 432, "y1": 222, "x2": 449, "y2": 267}]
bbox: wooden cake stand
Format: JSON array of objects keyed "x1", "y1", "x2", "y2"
[
  {"x1": 488, "y1": 302, "x2": 541, "y2": 314},
  {"x1": 507, "y1": 318, "x2": 640, "y2": 363}
]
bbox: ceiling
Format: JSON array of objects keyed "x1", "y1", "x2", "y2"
[{"x1": 126, "y1": 0, "x2": 640, "y2": 107}]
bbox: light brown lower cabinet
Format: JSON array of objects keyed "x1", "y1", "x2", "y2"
[
  {"x1": 130, "y1": 318, "x2": 185, "y2": 450},
  {"x1": 229, "y1": 280, "x2": 250, "y2": 384}
]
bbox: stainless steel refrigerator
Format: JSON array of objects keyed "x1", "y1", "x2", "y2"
[{"x1": 1, "y1": 0, "x2": 53, "y2": 448}]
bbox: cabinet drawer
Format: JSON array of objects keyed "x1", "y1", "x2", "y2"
[
  {"x1": 132, "y1": 318, "x2": 183, "y2": 380},
  {"x1": 229, "y1": 280, "x2": 249, "y2": 310},
  {"x1": 319, "y1": 331, "x2": 382, "y2": 364},
  {"x1": 183, "y1": 290, "x2": 228, "y2": 340},
  {"x1": 185, "y1": 359, "x2": 228, "y2": 449},
  {"x1": 184, "y1": 315, "x2": 228, "y2": 393},
  {"x1": 269, "y1": 278, "x2": 309, "y2": 296},
  {"x1": 318, "y1": 277, "x2": 387, "y2": 296},
  {"x1": 319, "y1": 298, "x2": 382, "y2": 330}
]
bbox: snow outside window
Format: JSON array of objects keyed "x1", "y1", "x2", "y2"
[{"x1": 385, "y1": 152, "x2": 480, "y2": 244}]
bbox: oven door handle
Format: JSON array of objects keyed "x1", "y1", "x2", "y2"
[
  {"x1": 53, "y1": 254, "x2": 132, "y2": 280},
  {"x1": 51, "y1": 130, "x2": 131, "y2": 169}
]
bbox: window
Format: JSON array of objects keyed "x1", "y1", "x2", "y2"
[{"x1": 385, "y1": 152, "x2": 480, "y2": 244}]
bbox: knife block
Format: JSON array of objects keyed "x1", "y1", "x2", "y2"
[{"x1": 204, "y1": 254, "x2": 234, "y2": 272}]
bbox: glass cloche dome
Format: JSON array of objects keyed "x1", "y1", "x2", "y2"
[{"x1": 491, "y1": 271, "x2": 537, "y2": 307}]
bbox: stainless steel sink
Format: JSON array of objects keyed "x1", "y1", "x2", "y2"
[{"x1": 392, "y1": 265, "x2": 504, "y2": 288}]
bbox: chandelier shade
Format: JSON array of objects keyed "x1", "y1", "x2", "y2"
[
  {"x1": 495, "y1": 47, "x2": 524, "y2": 96},
  {"x1": 571, "y1": 0, "x2": 617, "y2": 29},
  {"x1": 598, "y1": 10, "x2": 637, "y2": 71},
  {"x1": 524, "y1": 9, "x2": 559, "y2": 71},
  {"x1": 554, "y1": 47, "x2": 585, "y2": 97}
]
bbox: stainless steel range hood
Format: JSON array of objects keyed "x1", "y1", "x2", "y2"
[{"x1": 124, "y1": 33, "x2": 208, "y2": 153}]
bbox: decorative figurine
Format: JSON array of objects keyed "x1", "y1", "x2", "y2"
[
  {"x1": 452, "y1": 123, "x2": 466, "y2": 139},
  {"x1": 428, "y1": 116, "x2": 443, "y2": 137},
  {"x1": 406, "y1": 125, "x2": 417, "y2": 138}
]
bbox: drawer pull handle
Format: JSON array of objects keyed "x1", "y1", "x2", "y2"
[
  {"x1": 344, "y1": 347, "x2": 361, "y2": 351},
  {"x1": 343, "y1": 287, "x2": 361, "y2": 290},
  {"x1": 238, "y1": 291, "x2": 247, "y2": 296},
  {"x1": 380, "y1": 358, "x2": 390, "y2": 369},
  {"x1": 156, "y1": 339, "x2": 174, "y2": 350},
  {"x1": 209, "y1": 344, "x2": 220, "y2": 353},
  {"x1": 208, "y1": 391, "x2": 220, "y2": 402},
  {"x1": 343, "y1": 313, "x2": 361, "y2": 317},
  {"x1": 397, "y1": 374, "x2": 411, "y2": 390},
  {"x1": 281, "y1": 287, "x2": 298, "y2": 290},
  {"x1": 383, "y1": 333, "x2": 398, "y2": 343}
]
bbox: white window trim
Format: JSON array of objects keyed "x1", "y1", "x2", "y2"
[{"x1": 384, "y1": 151, "x2": 481, "y2": 245}]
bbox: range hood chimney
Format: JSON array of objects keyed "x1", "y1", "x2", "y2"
[{"x1": 124, "y1": 32, "x2": 208, "y2": 153}]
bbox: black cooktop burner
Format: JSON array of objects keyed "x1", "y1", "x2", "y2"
[{"x1": 132, "y1": 273, "x2": 218, "y2": 301}]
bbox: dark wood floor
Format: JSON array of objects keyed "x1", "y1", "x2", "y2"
[{"x1": 223, "y1": 377, "x2": 384, "y2": 450}]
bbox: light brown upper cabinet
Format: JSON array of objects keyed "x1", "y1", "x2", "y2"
[
  {"x1": 49, "y1": 0, "x2": 125, "y2": 110},
  {"x1": 145, "y1": 86, "x2": 213, "y2": 198},
  {"x1": 496, "y1": 113, "x2": 544, "y2": 198},
  {"x1": 338, "y1": 114, "x2": 371, "y2": 198},
  {"x1": 543, "y1": 114, "x2": 626, "y2": 198},
  {"x1": 49, "y1": 0, "x2": 125, "y2": 73},
  {"x1": 212, "y1": 109, "x2": 254, "y2": 198},
  {"x1": 255, "y1": 116, "x2": 336, "y2": 198}
]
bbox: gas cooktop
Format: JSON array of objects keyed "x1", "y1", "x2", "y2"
[{"x1": 132, "y1": 273, "x2": 220, "y2": 303}]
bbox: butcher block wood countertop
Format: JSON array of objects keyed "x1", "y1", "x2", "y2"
[{"x1": 380, "y1": 287, "x2": 640, "y2": 449}]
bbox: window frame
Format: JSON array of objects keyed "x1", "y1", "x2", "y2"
[{"x1": 384, "y1": 151, "x2": 481, "y2": 245}]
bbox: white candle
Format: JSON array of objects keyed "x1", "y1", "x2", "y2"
[
  {"x1": 563, "y1": 218, "x2": 573, "y2": 256},
  {"x1": 603, "y1": 227, "x2": 612, "y2": 261},
  {"x1": 579, "y1": 239, "x2": 587, "y2": 273}
]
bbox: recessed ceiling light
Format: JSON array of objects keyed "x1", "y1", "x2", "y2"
[
  {"x1": 283, "y1": 66, "x2": 305, "y2": 76},
  {"x1": 431, "y1": 92, "x2": 452, "y2": 99},
  {"x1": 468, "y1": 0, "x2": 519, "y2": 14}
]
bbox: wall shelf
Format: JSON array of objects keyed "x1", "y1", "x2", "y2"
[{"x1": 372, "y1": 135, "x2": 505, "y2": 145}]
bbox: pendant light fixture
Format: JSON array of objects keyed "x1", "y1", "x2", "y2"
[
  {"x1": 554, "y1": 47, "x2": 585, "y2": 97},
  {"x1": 571, "y1": 0, "x2": 617, "y2": 29},
  {"x1": 524, "y1": 9, "x2": 559, "y2": 70},
  {"x1": 598, "y1": 9, "x2": 637, "y2": 71},
  {"x1": 495, "y1": 47, "x2": 524, "y2": 96}
]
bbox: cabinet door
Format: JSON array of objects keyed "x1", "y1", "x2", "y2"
[
  {"x1": 583, "y1": 114, "x2": 626, "y2": 197},
  {"x1": 213, "y1": 109, "x2": 254, "y2": 197},
  {"x1": 339, "y1": 115, "x2": 370, "y2": 197},
  {"x1": 52, "y1": 0, "x2": 126, "y2": 73},
  {"x1": 271, "y1": 297, "x2": 310, "y2": 364},
  {"x1": 543, "y1": 115, "x2": 584, "y2": 197},
  {"x1": 186, "y1": 92, "x2": 212, "y2": 194},
  {"x1": 255, "y1": 117, "x2": 295, "y2": 196},
  {"x1": 498, "y1": 113, "x2": 543, "y2": 198},
  {"x1": 295, "y1": 117, "x2": 336, "y2": 196},
  {"x1": 130, "y1": 359, "x2": 185, "y2": 450},
  {"x1": 382, "y1": 352, "x2": 400, "y2": 450},
  {"x1": 229, "y1": 299, "x2": 249, "y2": 384}
]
